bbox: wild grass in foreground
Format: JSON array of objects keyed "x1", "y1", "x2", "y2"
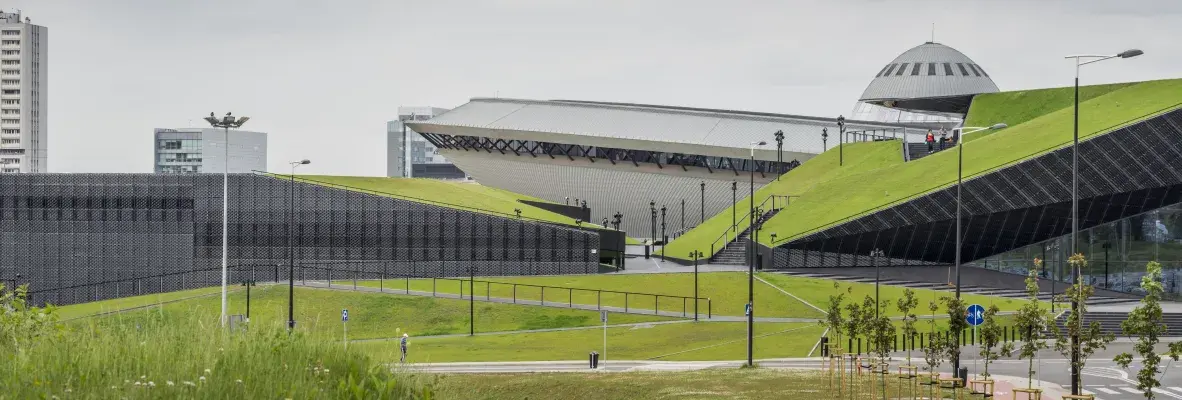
[
  {"x1": 1, "y1": 284, "x2": 432, "y2": 399},
  {"x1": 432, "y1": 369, "x2": 984, "y2": 400}
]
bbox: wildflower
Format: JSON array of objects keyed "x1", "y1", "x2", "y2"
[
  {"x1": 148, "y1": 381, "x2": 155, "y2": 387},
  {"x1": 183, "y1": 381, "x2": 196, "y2": 387},
  {"x1": 134, "y1": 382, "x2": 142, "y2": 386},
  {"x1": 124, "y1": 380, "x2": 130, "y2": 384},
  {"x1": 140, "y1": 375, "x2": 146, "y2": 380},
  {"x1": 236, "y1": 379, "x2": 243, "y2": 384},
  {"x1": 199, "y1": 376, "x2": 206, "y2": 382},
  {"x1": 204, "y1": 368, "x2": 211, "y2": 374},
  {"x1": 167, "y1": 381, "x2": 175, "y2": 386},
  {"x1": 110, "y1": 386, "x2": 118, "y2": 390},
  {"x1": 65, "y1": 389, "x2": 72, "y2": 393},
  {"x1": 323, "y1": 369, "x2": 329, "y2": 373}
]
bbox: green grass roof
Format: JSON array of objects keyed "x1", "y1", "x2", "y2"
[
  {"x1": 665, "y1": 78, "x2": 1182, "y2": 260},
  {"x1": 292, "y1": 175, "x2": 584, "y2": 227},
  {"x1": 663, "y1": 139, "x2": 904, "y2": 258},
  {"x1": 962, "y1": 81, "x2": 1135, "y2": 143}
]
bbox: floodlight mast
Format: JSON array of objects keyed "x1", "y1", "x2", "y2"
[{"x1": 205, "y1": 111, "x2": 250, "y2": 328}]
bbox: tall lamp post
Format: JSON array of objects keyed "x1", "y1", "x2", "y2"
[
  {"x1": 287, "y1": 159, "x2": 310, "y2": 331},
  {"x1": 952, "y1": 123, "x2": 1006, "y2": 375},
  {"x1": 747, "y1": 140, "x2": 767, "y2": 367},
  {"x1": 660, "y1": 205, "x2": 667, "y2": 260},
  {"x1": 773, "y1": 130, "x2": 784, "y2": 180},
  {"x1": 649, "y1": 201, "x2": 656, "y2": 242},
  {"x1": 1064, "y1": 49, "x2": 1141, "y2": 396},
  {"x1": 821, "y1": 128, "x2": 828, "y2": 152},
  {"x1": 836, "y1": 115, "x2": 846, "y2": 166},
  {"x1": 204, "y1": 112, "x2": 250, "y2": 327}
]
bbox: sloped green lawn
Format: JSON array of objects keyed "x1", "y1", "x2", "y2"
[
  {"x1": 760, "y1": 78, "x2": 1182, "y2": 245},
  {"x1": 663, "y1": 140, "x2": 904, "y2": 259}
]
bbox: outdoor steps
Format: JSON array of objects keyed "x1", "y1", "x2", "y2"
[
  {"x1": 1054, "y1": 311, "x2": 1182, "y2": 336},
  {"x1": 774, "y1": 270, "x2": 1137, "y2": 307},
  {"x1": 905, "y1": 141, "x2": 955, "y2": 161},
  {"x1": 709, "y1": 209, "x2": 782, "y2": 266}
]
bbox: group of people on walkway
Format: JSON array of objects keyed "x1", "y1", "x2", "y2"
[{"x1": 924, "y1": 128, "x2": 953, "y2": 154}]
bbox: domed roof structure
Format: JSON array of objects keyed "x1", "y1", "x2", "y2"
[{"x1": 858, "y1": 42, "x2": 999, "y2": 115}]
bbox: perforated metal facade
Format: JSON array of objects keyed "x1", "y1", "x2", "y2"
[{"x1": 0, "y1": 173, "x2": 599, "y2": 306}]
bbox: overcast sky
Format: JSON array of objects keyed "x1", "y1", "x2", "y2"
[{"x1": 12, "y1": 0, "x2": 1180, "y2": 175}]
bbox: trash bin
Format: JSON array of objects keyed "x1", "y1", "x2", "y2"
[
  {"x1": 820, "y1": 337, "x2": 830, "y2": 357},
  {"x1": 957, "y1": 367, "x2": 968, "y2": 387},
  {"x1": 589, "y1": 351, "x2": 600, "y2": 369}
]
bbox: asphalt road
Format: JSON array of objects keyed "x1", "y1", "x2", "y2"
[{"x1": 408, "y1": 341, "x2": 1182, "y2": 400}]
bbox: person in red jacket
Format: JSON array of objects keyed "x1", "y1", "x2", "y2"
[{"x1": 925, "y1": 130, "x2": 935, "y2": 154}]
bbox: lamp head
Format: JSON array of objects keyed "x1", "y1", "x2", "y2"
[
  {"x1": 1118, "y1": 49, "x2": 1144, "y2": 58},
  {"x1": 299, "y1": 159, "x2": 311, "y2": 165},
  {"x1": 989, "y1": 123, "x2": 1008, "y2": 130},
  {"x1": 836, "y1": 115, "x2": 845, "y2": 126},
  {"x1": 753, "y1": 141, "x2": 767, "y2": 146}
]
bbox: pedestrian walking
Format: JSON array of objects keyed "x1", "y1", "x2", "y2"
[
  {"x1": 400, "y1": 333, "x2": 409, "y2": 363},
  {"x1": 925, "y1": 130, "x2": 935, "y2": 153},
  {"x1": 939, "y1": 130, "x2": 948, "y2": 151}
]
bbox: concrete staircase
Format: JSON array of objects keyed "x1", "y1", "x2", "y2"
[
  {"x1": 710, "y1": 209, "x2": 781, "y2": 266},
  {"x1": 775, "y1": 270, "x2": 1138, "y2": 307},
  {"x1": 1053, "y1": 311, "x2": 1182, "y2": 336},
  {"x1": 905, "y1": 141, "x2": 955, "y2": 161}
]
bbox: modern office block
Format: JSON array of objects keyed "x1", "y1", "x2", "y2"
[{"x1": 153, "y1": 128, "x2": 267, "y2": 174}]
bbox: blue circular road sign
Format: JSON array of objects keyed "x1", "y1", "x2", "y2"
[{"x1": 966, "y1": 304, "x2": 984, "y2": 326}]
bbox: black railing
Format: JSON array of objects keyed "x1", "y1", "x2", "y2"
[{"x1": 708, "y1": 195, "x2": 794, "y2": 258}]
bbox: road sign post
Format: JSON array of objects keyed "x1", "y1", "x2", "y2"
[
  {"x1": 966, "y1": 304, "x2": 983, "y2": 377},
  {"x1": 342, "y1": 309, "x2": 350, "y2": 350},
  {"x1": 601, "y1": 310, "x2": 608, "y2": 369}
]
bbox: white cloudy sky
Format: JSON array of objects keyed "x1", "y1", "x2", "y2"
[{"x1": 13, "y1": 0, "x2": 1181, "y2": 175}]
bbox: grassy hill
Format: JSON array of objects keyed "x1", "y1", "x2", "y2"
[
  {"x1": 758, "y1": 78, "x2": 1182, "y2": 246},
  {"x1": 662, "y1": 140, "x2": 905, "y2": 258},
  {"x1": 962, "y1": 81, "x2": 1136, "y2": 142},
  {"x1": 663, "y1": 78, "x2": 1182, "y2": 260},
  {"x1": 289, "y1": 175, "x2": 584, "y2": 227},
  {"x1": 61, "y1": 285, "x2": 676, "y2": 339}
]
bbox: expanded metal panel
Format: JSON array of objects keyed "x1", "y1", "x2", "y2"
[{"x1": 1, "y1": 173, "x2": 601, "y2": 306}]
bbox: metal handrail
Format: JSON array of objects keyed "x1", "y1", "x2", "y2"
[
  {"x1": 707, "y1": 194, "x2": 794, "y2": 257},
  {"x1": 770, "y1": 102, "x2": 1182, "y2": 247}
]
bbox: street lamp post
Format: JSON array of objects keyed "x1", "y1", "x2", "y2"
[
  {"x1": 773, "y1": 130, "x2": 784, "y2": 180},
  {"x1": 204, "y1": 112, "x2": 250, "y2": 327},
  {"x1": 747, "y1": 140, "x2": 767, "y2": 367},
  {"x1": 689, "y1": 250, "x2": 703, "y2": 321},
  {"x1": 836, "y1": 116, "x2": 846, "y2": 166},
  {"x1": 951, "y1": 123, "x2": 1006, "y2": 375},
  {"x1": 731, "y1": 181, "x2": 737, "y2": 233},
  {"x1": 649, "y1": 201, "x2": 656, "y2": 242},
  {"x1": 821, "y1": 128, "x2": 828, "y2": 152},
  {"x1": 287, "y1": 159, "x2": 310, "y2": 331},
  {"x1": 680, "y1": 199, "x2": 685, "y2": 232},
  {"x1": 1064, "y1": 49, "x2": 1141, "y2": 396},
  {"x1": 660, "y1": 205, "x2": 667, "y2": 260},
  {"x1": 700, "y1": 181, "x2": 706, "y2": 225},
  {"x1": 871, "y1": 248, "x2": 884, "y2": 318}
]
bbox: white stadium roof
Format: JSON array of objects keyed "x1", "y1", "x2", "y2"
[{"x1": 412, "y1": 98, "x2": 927, "y2": 161}]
